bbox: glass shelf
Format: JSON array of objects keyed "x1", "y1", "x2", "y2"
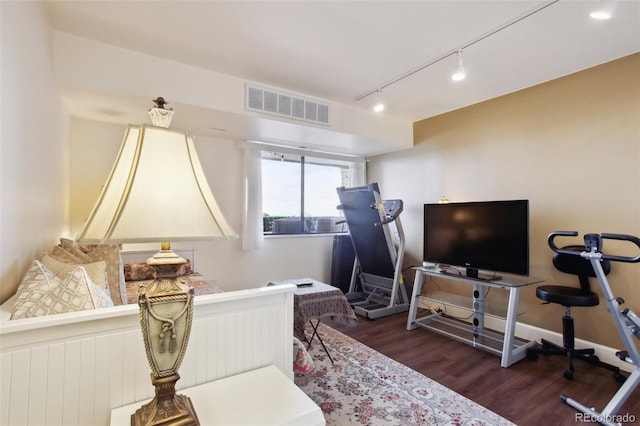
[
  {"x1": 420, "y1": 290, "x2": 527, "y2": 319},
  {"x1": 412, "y1": 314, "x2": 531, "y2": 356},
  {"x1": 414, "y1": 265, "x2": 543, "y2": 288}
]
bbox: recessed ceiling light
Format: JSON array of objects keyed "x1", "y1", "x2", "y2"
[
  {"x1": 590, "y1": 10, "x2": 612, "y2": 19},
  {"x1": 590, "y1": 1, "x2": 616, "y2": 20}
]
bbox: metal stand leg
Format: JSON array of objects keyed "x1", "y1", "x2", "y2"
[
  {"x1": 406, "y1": 270, "x2": 424, "y2": 330},
  {"x1": 502, "y1": 286, "x2": 536, "y2": 367},
  {"x1": 306, "y1": 320, "x2": 334, "y2": 364}
]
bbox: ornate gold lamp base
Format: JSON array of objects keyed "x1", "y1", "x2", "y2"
[
  {"x1": 133, "y1": 246, "x2": 199, "y2": 426},
  {"x1": 132, "y1": 373, "x2": 199, "y2": 426}
]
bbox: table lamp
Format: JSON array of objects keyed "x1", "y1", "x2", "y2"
[{"x1": 76, "y1": 97, "x2": 238, "y2": 425}]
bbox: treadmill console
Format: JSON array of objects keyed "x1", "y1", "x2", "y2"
[{"x1": 382, "y1": 199, "x2": 403, "y2": 219}]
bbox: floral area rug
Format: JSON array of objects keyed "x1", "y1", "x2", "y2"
[{"x1": 294, "y1": 322, "x2": 514, "y2": 426}]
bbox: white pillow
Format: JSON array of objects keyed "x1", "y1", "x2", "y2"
[{"x1": 11, "y1": 260, "x2": 113, "y2": 320}]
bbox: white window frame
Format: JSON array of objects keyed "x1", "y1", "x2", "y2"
[{"x1": 241, "y1": 141, "x2": 365, "y2": 249}]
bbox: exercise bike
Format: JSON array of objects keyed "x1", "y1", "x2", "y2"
[{"x1": 548, "y1": 231, "x2": 640, "y2": 426}]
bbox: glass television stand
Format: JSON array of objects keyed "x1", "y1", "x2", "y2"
[{"x1": 406, "y1": 266, "x2": 542, "y2": 367}]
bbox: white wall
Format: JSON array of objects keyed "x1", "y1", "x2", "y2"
[
  {"x1": 69, "y1": 118, "x2": 336, "y2": 291},
  {"x1": 52, "y1": 27, "x2": 411, "y2": 292},
  {"x1": 0, "y1": 3, "x2": 373, "y2": 299},
  {"x1": 53, "y1": 31, "x2": 412, "y2": 157},
  {"x1": 0, "y1": 1, "x2": 69, "y2": 303}
]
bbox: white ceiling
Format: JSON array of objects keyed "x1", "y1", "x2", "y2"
[{"x1": 45, "y1": 0, "x2": 639, "y2": 153}]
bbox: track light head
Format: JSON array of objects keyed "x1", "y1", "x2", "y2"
[
  {"x1": 355, "y1": 1, "x2": 559, "y2": 106},
  {"x1": 373, "y1": 89, "x2": 385, "y2": 112},
  {"x1": 451, "y1": 49, "x2": 466, "y2": 81}
]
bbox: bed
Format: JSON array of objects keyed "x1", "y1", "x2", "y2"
[{"x1": 0, "y1": 249, "x2": 297, "y2": 426}]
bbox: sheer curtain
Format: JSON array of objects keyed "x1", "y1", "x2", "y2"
[
  {"x1": 242, "y1": 145, "x2": 263, "y2": 251},
  {"x1": 241, "y1": 141, "x2": 366, "y2": 250},
  {"x1": 349, "y1": 161, "x2": 366, "y2": 187}
]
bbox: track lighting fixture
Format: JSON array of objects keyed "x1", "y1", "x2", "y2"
[
  {"x1": 373, "y1": 89, "x2": 385, "y2": 112},
  {"x1": 451, "y1": 49, "x2": 466, "y2": 81},
  {"x1": 355, "y1": 0, "x2": 561, "y2": 107}
]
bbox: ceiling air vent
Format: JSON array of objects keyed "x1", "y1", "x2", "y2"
[{"x1": 246, "y1": 84, "x2": 330, "y2": 126}]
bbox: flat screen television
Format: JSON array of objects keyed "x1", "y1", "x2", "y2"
[{"x1": 423, "y1": 200, "x2": 529, "y2": 279}]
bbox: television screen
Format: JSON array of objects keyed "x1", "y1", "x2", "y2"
[{"x1": 423, "y1": 200, "x2": 529, "y2": 278}]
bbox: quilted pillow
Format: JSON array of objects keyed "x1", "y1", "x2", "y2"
[
  {"x1": 11, "y1": 260, "x2": 113, "y2": 320},
  {"x1": 41, "y1": 254, "x2": 108, "y2": 293}
]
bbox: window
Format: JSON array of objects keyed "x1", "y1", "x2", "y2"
[{"x1": 261, "y1": 152, "x2": 356, "y2": 234}]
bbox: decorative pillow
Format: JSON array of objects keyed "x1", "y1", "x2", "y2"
[
  {"x1": 124, "y1": 259, "x2": 193, "y2": 281},
  {"x1": 81, "y1": 244, "x2": 127, "y2": 305},
  {"x1": 59, "y1": 238, "x2": 94, "y2": 261},
  {"x1": 124, "y1": 262, "x2": 155, "y2": 281},
  {"x1": 293, "y1": 336, "x2": 315, "y2": 374},
  {"x1": 50, "y1": 244, "x2": 86, "y2": 263},
  {"x1": 11, "y1": 260, "x2": 113, "y2": 320},
  {"x1": 180, "y1": 259, "x2": 193, "y2": 276},
  {"x1": 41, "y1": 254, "x2": 108, "y2": 293},
  {"x1": 57, "y1": 239, "x2": 127, "y2": 305}
]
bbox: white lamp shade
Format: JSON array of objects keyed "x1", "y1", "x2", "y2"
[{"x1": 76, "y1": 124, "x2": 238, "y2": 243}]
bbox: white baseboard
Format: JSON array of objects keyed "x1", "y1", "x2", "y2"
[{"x1": 418, "y1": 299, "x2": 633, "y2": 372}]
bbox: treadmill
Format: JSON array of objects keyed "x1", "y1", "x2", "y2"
[{"x1": 337, "y1": 183, "x2": 409, "y2": 319}]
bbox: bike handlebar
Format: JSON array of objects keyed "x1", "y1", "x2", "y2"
[{"x1": 548, "y1": 231, "x2": 640, "y2": 263}]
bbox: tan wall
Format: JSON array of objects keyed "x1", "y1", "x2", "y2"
[{"x1": 367, "y1": 53, "x2": 640, "y2": 348}]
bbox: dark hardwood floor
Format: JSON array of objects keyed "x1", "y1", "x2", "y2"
[{"x1": 324, "y1": 311, "x2": 640, "y2": 425}]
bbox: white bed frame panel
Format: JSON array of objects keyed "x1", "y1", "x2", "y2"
[{"x1": 0, "y1": 285, "x2": 295, "y2": 426}]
